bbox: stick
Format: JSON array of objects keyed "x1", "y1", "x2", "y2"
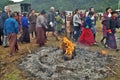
[
  {"x1": 27, "y1": 47, "x2": 32, "y2": 53},
  {"x1": 111, "y1": 57, "x2": 120, "y2": 61},
  {"x1": 105, "y1": 66, "x2": 117, "y2": 75}
]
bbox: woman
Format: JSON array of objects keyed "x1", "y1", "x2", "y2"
[
  {"x1": 29, "y1": 9, "x2": 37, "y2": 38},
  {"x1": 4, "y1": 13, "x2": 18, "y2": 56},
  {"x1": 14, "y1": 12, "x2": 22, "y2": 33},
  {"x1": 78, "y1": 12, "x2": 95, "y2": 46},
  {"x1": 73, "y1": 9, "x2": 81, "y2": 41},
  {"x1": 101, "y1": 7, "x2": 112, "y2": 46},
  {"x1": 106, "y1": 11, "x2": 119, "y2": 49},
  {"x1": 36, "y1": 10, "x2": 47, "y2": 46},
  {"x1": 20, "y1": 13, "x2": 30, "y2": 43}
]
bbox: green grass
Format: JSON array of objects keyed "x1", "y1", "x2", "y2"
[{"x1": 3, "y1": 70, "x2": 21, "y2": 80}]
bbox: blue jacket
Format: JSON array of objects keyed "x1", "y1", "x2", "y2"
[
  {"x1": 4, "y1": 18, "x2": 18, "y2": 36},
  {"x1": 21, "y1": 16, "x2": 29, "y2": 28},
  {"x1": 84, "y1": 16, "x2": 92, "y2": 28},
  {"x1": 0, "y1": 16, "x2": 3, "y2": 29},
  {"x1": 1, "y1": 11, "x2": 8, "y2": 29}
]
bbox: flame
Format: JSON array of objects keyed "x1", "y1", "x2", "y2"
[
  {"x1": 60, "y1": 37, "x2": 75, "y2": 58},
  {"x1": 101, "y1": 50, "x2": 108, "y2": 55}
]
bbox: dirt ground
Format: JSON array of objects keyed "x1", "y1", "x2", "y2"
[{"x1": 0, "y1": 21, "x2": 120, "y2": 80}]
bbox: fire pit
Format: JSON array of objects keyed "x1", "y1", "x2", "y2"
[
  {"x1": 18, "y1": 46, "x2": 116, "y2": 80},
  {"x1": 60, "y1": 37, "x2": 76, "y2": 60}
]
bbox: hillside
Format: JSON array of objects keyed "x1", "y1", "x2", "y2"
[
  {"x1": 0, "y1": 0, "x2": 14, "y2": 11},
  {"x1": 22, "y1": 0, "x2": 119, "y2": 12},
  {"x1": 0, "y1": 0, "x2": 119, "y2": 12}
]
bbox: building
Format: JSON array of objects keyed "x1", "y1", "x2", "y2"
[{"x1": 7, "y1": 3, "x2": 31, "y2": 13}]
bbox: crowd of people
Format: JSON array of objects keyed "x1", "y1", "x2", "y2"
[{"x1": 0, "y1": 6, "x2": 120, "y2": 57}]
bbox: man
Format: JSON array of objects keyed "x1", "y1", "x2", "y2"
[
  {"x1": 4, "y1": 13, "x2": 18, "y2": 56},
  {"x1": 1, "y1": 6, "x2": 9, "y2": 48},
  {"x1": 86, "y1": 7, "x2": 95, "y2": 17},
  {"x1": 73, "y1": 9, "x2": 81, "y2": 41},
  {"x1": 47, "y1": 7, "x2": 59, "y2": 40}
]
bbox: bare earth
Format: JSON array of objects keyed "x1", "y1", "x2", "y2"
[{"x1": 0, "y1": 21, "x2": 120, "y2": 80}]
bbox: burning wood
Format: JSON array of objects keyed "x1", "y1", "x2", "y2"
[
  {"x1": 101, "y1": 50, "x2": 108, "y2": 55},
  {"x1": 60, "y1": 37, "x2": 76, "y2": 60}
]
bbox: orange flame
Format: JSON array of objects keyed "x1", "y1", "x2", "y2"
[
  {"x1": 60, "y1": 37, "x2": 75, "y2": 58},
  {"x1": 101, "y1": 50, "x2": 108, "y2": 55}
]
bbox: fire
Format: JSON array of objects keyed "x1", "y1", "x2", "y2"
[
  {"x1": 60, "y1": 37, "x2": 75, "y2": 59},
  {"x1": 101, "y1": 50, "x2": 108, "y2": 55}
]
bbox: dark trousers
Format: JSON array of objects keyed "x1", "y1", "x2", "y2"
[
  {"x1": 0, "y1": 29, "x2": 3, "y2": 44},
  {"x1": 73, "y1": 26, "x2": 81, "y2": 41},
  {"x1": 22, "y1": 27, "x2": 30, "y2": 43}
]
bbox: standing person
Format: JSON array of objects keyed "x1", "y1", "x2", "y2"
[
  {"x1": 20, "y1": 13, "x2": 30, "y2": 43},
  {"x1": 66, "y1": 13, "x2": 73, "y2": 38},
  {"x1": 36, "y1": 10, "x2": 47, "y2": 46},
  {"x1": 88, "y1": 7, "x2": 97, "y2": 41},
  {"x1": 91, "y1": 12, "x2": 97, "y2": 41},
  {"x1": 0, "y1": 15, "x2": 3, "y2": 45},
  {"x1": 29, "y1": 9, "x2": 37, "y2": 39},
  {"x1": 55, "y1": 12, "x2": 63, "y2": 35},
  {"x1": 73, "y1": 9, "x2": 81, "y2": 41},
  {"x1": 105, "y1": 11, "x2": 120, "y2": 49},
  {"x1": 4, "y1": 13, "x2": 18, "y2": 56},
  {"x1": 101, "y1": 7, "x2": 112, "y2": 46},
  {"x1": 1, "y1": 6, "x2": 9, "y2": 48},
  {"x1": 86, "y1": 7, "x2": 95, "y2": 17},
  {"x1": 78, "y1": 12, "x2": 96, "y2": 46},
  {"x1": 14, "y1": 12, "x2": 21, "y2": 33},
  {"x1": 47, "y1": 7, "x2": 59, "y2": 40}
]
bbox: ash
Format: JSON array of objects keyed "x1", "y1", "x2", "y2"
[{"x1": 18, "y1": 46, "x2": 115, "y2": 80}]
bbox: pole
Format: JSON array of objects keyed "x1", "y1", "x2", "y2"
[{"x1": 118, "y1": 0, "x2": 120, "y2": 10}]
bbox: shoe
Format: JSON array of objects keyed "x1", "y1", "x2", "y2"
[
  {"x1": 0, "y1": 42, "x2": 3, "y2": 45},
  {"x1": 116, "y1": 49, "x2": 120, "y2": 52},
  {"x1": 101, "y1": 40, "x2": 104, "y2": 46},
  {"x1": 7, "y1": 53, "x2": 13, "y2": 57},
  {"x1": 15, "y1": 48, "x2": 19, "y2": 52},
  {"x1": 0, "y1": 43, "x2": 2, "y2": 45},
  {"x1": 4, "y1": 45, "x2": 9, "y2": 48},
  {"x1": 104, "y1": 45, "x2": 111, "y2": 49},
  {"x1": 93, "y1": 42, "x2": 98, "y2": 45}
]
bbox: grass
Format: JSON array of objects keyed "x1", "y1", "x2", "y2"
[{"x1": 3, "y1": 70, "x2": 21, "y2": 80}]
